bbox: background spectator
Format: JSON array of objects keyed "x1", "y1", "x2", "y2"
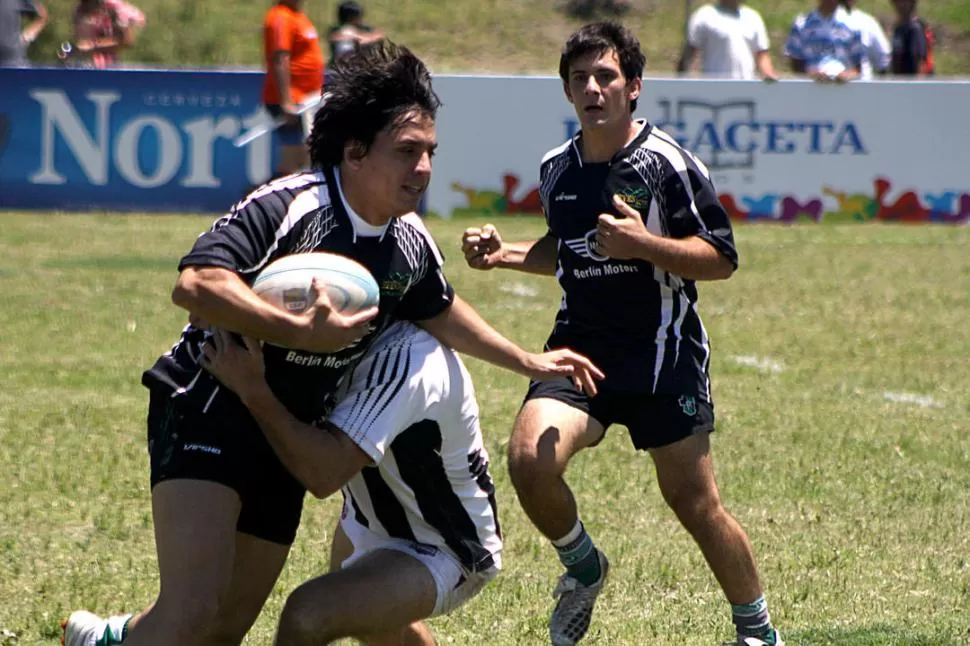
[
  {"x1": 327, "y1": 1, "x2": 383, "y2": 62},
  {"x1": 785, "y1": 0, "x2": 864, "y2": 82},
  {"x1": 0, "y1": 0, "x2": 46, "y2": 66},
  {"x1": 890, "y1": 0, "x2": 934, "y2": 75},
  {"x1": 837, "y1": 0, "x2": 891, "y2": 79},
  {"x1": 262, "y1": 0, "x2": 323, "y2": 175},
  {"x1": 677, "y1": 0, "x2": 778, "y2": 80},
  {"x1": 70, "y1": 0, "x2": 144, "y2": 68}
]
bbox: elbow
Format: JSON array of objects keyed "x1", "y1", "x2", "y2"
[
  {"x1": 172, "y1": 266, "x2": 223, "y2": 312},
  {"x1": 305, "y1": 474, "x2": 342, "y2": 500}
]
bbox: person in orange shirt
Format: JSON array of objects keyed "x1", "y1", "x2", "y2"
[{"x1": 263, "y1": 0, "x2": 324, "y2": 175}]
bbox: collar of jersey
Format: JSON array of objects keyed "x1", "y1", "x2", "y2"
[
  {"x1": 333, "y1": 167, "x2": 390, "y2": 241},
  {"x1": 572, "y1": 119, "x2": 650, "y2": 167}
]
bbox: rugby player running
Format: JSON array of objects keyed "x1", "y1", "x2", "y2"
[{"x1": 462, "y1": 21, "x2": 783, "y2": 646}]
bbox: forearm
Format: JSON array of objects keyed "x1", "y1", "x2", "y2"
[
  {"x1": 496, "y1": 235, "x2": 558, "y2": 275},
  {"x1": 634, "y1": 235, "x2": 734, "y2": 280},
  {"x1": 757, "y1": 52, "x2": 777, "y2": 78},
  {"x1": 22, "y1": 18, "x2": 46, "y2": 43},
  {"x1": 236, "y1": 383, "x2": 347, "y2": 498},
  {"x1": 172, "y1": 267, "x2": 309, "y2": 347},
  {"x1": 419, "y1": 295, "x2": 531, "y2": 375},
  {"x1": 272, "y1": 55, "x2": 293, "y2": 104}
]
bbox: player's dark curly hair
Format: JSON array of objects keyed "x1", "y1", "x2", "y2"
[
  {"x1": 309, "y1": 40, "x2": 441, "y2": 168},
  {"x1": 559, "y1": 21, "x2": 646, "y2": 112}
]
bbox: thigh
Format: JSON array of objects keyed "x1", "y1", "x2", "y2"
[
  {"x1": 619, "y1": 393, "x2": 715, "y2": 451},
  {"x1": 151, "y1": 479, "x2": 241, "y2": 611},
  {"x1": 208, "y1": 532, "x2": 291, "y2": 645},
  {"x1": 649, "y1": 430, "x2": 720, "y2": 506},
  {"x1": 514, "y1": 378, "x2": 608, "y2": 467},
  {"x1": 290, "y1": 549, "x2": 438, "y2": 638}
]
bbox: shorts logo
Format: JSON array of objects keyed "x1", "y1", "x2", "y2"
[
  {"x1": 678, "y1": 395, "x2": 697, "y2": 417},
  {"x1": 408, "y1": 543, "x2": 439, "y2": 557},
  {"x1": 183, "y1": 443, "x2": 222, "y2": 455}
]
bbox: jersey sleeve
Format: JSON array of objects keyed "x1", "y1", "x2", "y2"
[
  {"x1": 178, "y1": 195, "x2": 288, "y2": 279},
  {"x1": 686, "y1": 8, "x2": 706, "y2": 48},
  {"x1": 753, "y1": 12, "x2": 770, "y2": 52},
  {"x1": 394, "y1": 216, "x2": 456, "y2": 321},
  {"x1": 661, "y1": 155, "x2": 739, "y2": 269},
  {"x1": 784, "y1": 17, "x2": 805, "y2": 61},
  {"x1": 265, "y1": 9, "x2": 293, "y2": 54},
  {"x1": 326, "y1": 331, "x2": 430, "y2": 462}
]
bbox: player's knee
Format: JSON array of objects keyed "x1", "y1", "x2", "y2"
[
  {"x1": 664, "y1": 483, "x2": 722, "y2": 533},
  {"x1": 278, "y1": 586, "x2": 342, "y2": 644},
  {"x1": 507, "y1": 436, "x2": 559, "y2": 491}
]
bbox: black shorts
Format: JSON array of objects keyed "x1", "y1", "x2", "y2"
[
  {"x1": 147, "y1": 387, "x2": 306, "y2": 545},
  {"x1": 524, "y1": 378, "x2": 715, "y2": 450},
  {"x1": 264, "y1": 103, "x2": 307, "y2": 146}
]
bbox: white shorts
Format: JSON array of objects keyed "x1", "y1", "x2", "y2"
[{"x1": 339, "y1": 511, "x2": 500, "y2": 617}]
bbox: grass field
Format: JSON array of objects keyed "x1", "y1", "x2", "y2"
[
  {"x1": 27, "y1": 0, "x2": 970, "y2": 75},
  {"x1": 1, "y1": 213, "x2": 969, "y2": 645}
]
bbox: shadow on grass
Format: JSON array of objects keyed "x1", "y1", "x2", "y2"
[
  {"x1": 786, "y1": 624, "x2": 967, "y2": 645},
  {"x1": 42, "y1": 256, "x2": 176, "y2": 271}
]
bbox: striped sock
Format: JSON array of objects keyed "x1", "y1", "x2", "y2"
[
  {"x1": 98, "y1": 615, "x2": 132, "y2": 645},
  {"x1": 731, "y1": 596, "x2": 776, "y2": 644},
  {"x1": 552, "y1": 520, "x2": 602, "y2": 586}
]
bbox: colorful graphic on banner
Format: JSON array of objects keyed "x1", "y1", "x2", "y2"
[{"x1": 447, "y1": 174, "x2": 970, "y2": 224}]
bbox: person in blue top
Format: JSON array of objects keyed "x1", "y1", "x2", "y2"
[{"x1": 784, "y1": 0, "x2": 864, "y2": 82}]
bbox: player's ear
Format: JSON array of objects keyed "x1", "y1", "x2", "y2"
[
  {"x1": 563, "y1": 81, "x2": 575, "y2": 104},
  {"x1": 343, "y1": 139, "x2": 368, "y2": 169},
  {"x1": 627, "y1": 77, "x2": 642, "y2": 106}
]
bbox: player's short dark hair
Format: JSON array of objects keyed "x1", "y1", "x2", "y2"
[
  {"x1": 309, "y1": 40, "x2": 441, "y2": 168},
  {"x1": 337, "y1": 1, "x2": 364, "y2": 24},
  {"x1": 559, "y1": 21, "x2": 646, "y2": 111}
]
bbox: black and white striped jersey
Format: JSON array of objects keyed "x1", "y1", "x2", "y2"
[
  {"x1": 329, "y1": 321, "x2": 502, "y2": 573},
  {"x1": 538, "y1": 121, "x2": 738, "y2": 399},
  {"x1": 142, "y1": 167, "x2": 455, "y2": 423}
]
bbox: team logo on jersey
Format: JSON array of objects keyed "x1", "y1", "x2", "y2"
[
  {"x1": 678, "y1": 395, "x2": 698, "y2": 416},
  {"x1": 380, "y1": 271, "x2": 411, "y2": 297},
  {"x1": 616, "y1": 187, "x2": 652, "y2": 210},
  {"x1": 564, "y1": 229, "x2": 608, "y2": 262}
]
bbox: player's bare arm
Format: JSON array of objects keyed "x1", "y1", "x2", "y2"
[
  {"x1": 461, "y1": 225, "x2": 558, "y2": 275},
  {"x1": 200, "y1": 329, "x2": 371, "y2": 499},
  {"x1": 596, "y1": 195, "x2": 735, "y2": 281},
  {"x1": 173, "y1": 267, "x2": 376, "y2": 352},
  {"x1": 419, "y1": 294, "x2": 604, "y2": 395}
]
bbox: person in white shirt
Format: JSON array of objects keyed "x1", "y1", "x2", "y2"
[
  {"x1": 836, "y1": 0, "x2": 891, "y2": 79},
  {"x1": 200, "y1": 322, "x2": 503, "y2": 645},
  {"x1": 677, "y1": 0, "x2": 778, "y2": 80}
]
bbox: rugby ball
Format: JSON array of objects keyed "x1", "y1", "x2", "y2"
[{"x1": 252, "y1": 252, "x2": 380, "y2": 314}]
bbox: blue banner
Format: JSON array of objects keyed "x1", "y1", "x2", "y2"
[{"x1": 0, "y1": 67, "x2": 276, "y2": 212}]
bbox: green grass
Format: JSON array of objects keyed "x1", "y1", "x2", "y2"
[
  {"x1": 1, "y1": 213, "x2": 970, "y2": 645},
  {"x1": 26, "y1": 0, "x2": 970, "y2": 75}
]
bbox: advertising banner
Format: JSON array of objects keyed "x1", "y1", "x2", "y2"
[
  {"x1": 0, "y1": 67, "x2": 269, "y2": 212},
  {"x1": 1, "y1": 68, "x2": 968, "y2": 223},
  {"x1": 430, "y1": 76, "x2": 970, "y2": 223}
]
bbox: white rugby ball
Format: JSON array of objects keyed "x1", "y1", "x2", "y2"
[{"x1": 252, "y1": 252, "x2": 380, "y2": 314}]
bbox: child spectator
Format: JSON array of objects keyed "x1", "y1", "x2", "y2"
[
  {"x1": 71, "y1": 0, "x2": 144, "y2": 68},
  {"x1": 327, "y1": 1, "x2": 383, "y2": 62},
  {"x1": 890, "y1": 0, "x2": 934, "y2": 75},
  {"x1": 785, "y1": 0, "x2": 865, "y2": 82}
]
